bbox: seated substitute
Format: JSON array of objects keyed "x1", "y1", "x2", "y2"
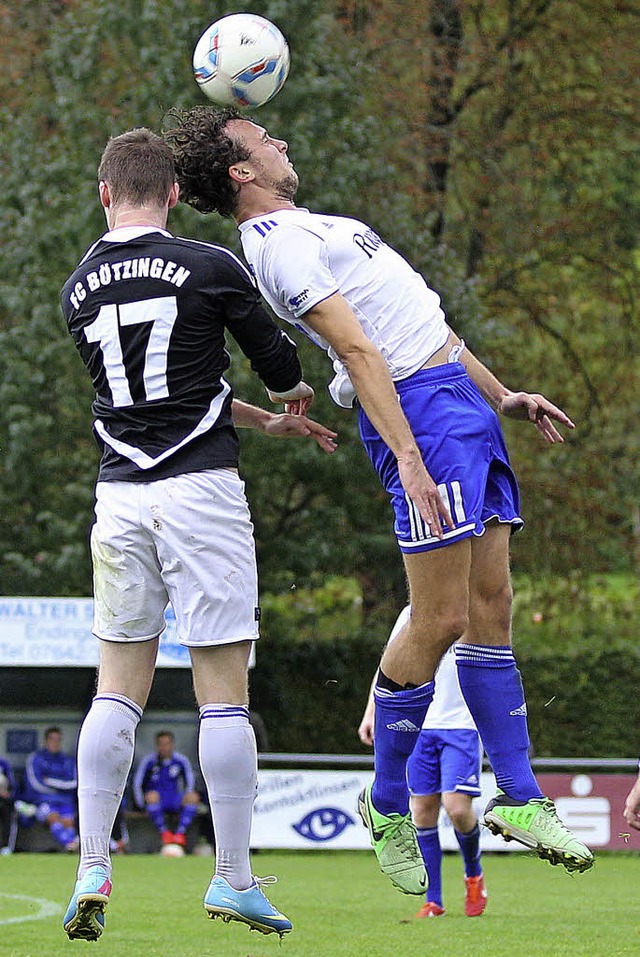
[
  {"x1": 0, "y1": 754, "x2": 17, "y2": 854},
  {"x1": 21, "y1": 727, "x2": 78, "y2": 852},
  {"x1": 133, "y1": 731, "x2": 199, "y2": 851},
  {"x1": 359, "y1": 606, "x2": 487, "y2": 918}
]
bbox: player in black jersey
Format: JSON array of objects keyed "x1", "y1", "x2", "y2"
[{"x1": 61, "y1": 128, "x2": 336, "y2": 942}]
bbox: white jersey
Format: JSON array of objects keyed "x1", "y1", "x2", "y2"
[
  {"x1": 238, "y1": 208, "x2": 449, "y2": 408},
  {"x1": 389, "y1": 607, "x2": 477, "y2": 732}
]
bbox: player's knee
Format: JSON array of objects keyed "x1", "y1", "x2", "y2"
[
  {"x1": 438, "y1": 610, "x2": 468, "y2": 645},
  {"x1": 145, "y1": 791, "x2": 161, "y2": 805},
  {"x1": 410, "y1": 794, "x2": 440, "y2": 828},
  {"x1": 183, "y1": 791, "x2": 199, "y2": 806},
  {"x1": 449, "y1": 809, "x2": 477, "y2": 832},
  {"x1": 411, "y1": 610, "x2": 468, "y2": 646},
  {"x1": 472, "y1": 580, "x2": 512, "y2": 632}
]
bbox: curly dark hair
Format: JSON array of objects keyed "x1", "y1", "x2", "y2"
[{"x1": 163, "y1": 107, "x2": 251, "y2": 218}]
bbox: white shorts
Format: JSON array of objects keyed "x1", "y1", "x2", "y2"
[{"x1": 91, "y1": 469, "x2": 259, "y2": 647}]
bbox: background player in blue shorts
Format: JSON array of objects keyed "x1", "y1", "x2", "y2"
[
  {"x1": 166, "y1": 107, "x2": 593, "y2": 894},
  {"x1": 360, "y1": 607, "x2": 487, "y2": 918},
  {"x1": 21, "y1": 727, "x2": 78, "y2": 852},
  {"x1": 133, "y1": 730, "x2": 199, "y2": 852}
]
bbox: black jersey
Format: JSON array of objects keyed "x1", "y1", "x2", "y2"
[{"x1": 61, "y1": 226, "x2": 302, "y2": 482}]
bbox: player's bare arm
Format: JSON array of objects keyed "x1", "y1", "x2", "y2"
[
  {"x1": 456, "y1": 338, "x2": 575, "y2": 444},
  {"x1": 231, "y1": 399, "x2": 337, "y2": 454},
  {"x1": 623, "y1": 776, "x2": 640, "y2": 831},
  {"x1": 302, "y1": 293, "x2": 453, "y2": 536},
  {"x1": 358, "y1": 674, "x2": 378, "y2": 747}
]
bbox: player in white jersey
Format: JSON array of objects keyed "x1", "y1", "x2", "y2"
[
  {"x1": 166, "y1": 107, "x2": 594, "y2": 892},
  {"x1": 359, "y1": 607, "x2": 486, "y2": 917},
  {"x1": 60, "y1": 128, "x2": 337, "y2": 943}
]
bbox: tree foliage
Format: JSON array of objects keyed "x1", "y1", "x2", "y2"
[{"x1": 0, "y1": 0, "x2": 637, "y2": 620}]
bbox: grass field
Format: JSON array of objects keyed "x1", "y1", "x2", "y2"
[{"x1": 1, "y1": 850, "x2": 639, "y2": 957}]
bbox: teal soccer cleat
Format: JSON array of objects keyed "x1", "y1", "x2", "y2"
[
  {"x1": 203, "y1": 875, "x2": 292, "y2": 937},
  {"x1": 63, "y1": 865, "x2": 112, "y2": 941}
]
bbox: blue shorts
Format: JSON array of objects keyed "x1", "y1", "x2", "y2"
[
  {"x1": 35, "y1": 797, "x2": 76, "y2": 822},
  {"x1": 407, "y1": 728, "x2": 482, "y2": 796},
  {"x1": 160, "y1": 793, "x2": 184, "y2": 815},
  {"x1": 358, "y1": 363, "x2": 523, "y2": 553}
]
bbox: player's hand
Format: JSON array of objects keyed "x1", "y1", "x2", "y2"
[
  {"x1": 267, "y1": 380, "x2": 314, "y2": 415},
  {"x1": 497, "y1": 391, "x2": 575, "y2": 444},
  {"x1": 358, "y1": 709, "x2": 375, "y2": 747},
  {"x1": 263, "y1": 413, "x2": 337, "y2": 454},
  {"x1": 283, "y1": 396, "x2": 314, "y2": 416},
  {"x1": 397, "y1": 451, "x2": 453, "y2": 538},
  {"x1": 623, "y1": 780, "x2": 640, "y2": 831}
]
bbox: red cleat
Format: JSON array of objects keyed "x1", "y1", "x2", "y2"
[
  {"x1": 464, "y1": 873, "x2": 487, "y2": 916},
  {"x1": 161, "y1": 830, "x2": 175, "y2": 845},
  {"x1": 172, "y1": 832, "x2": 187, "y2": 847},
  {"x1": 415, "y1": 901, "x2": 446, "y2": 918}
]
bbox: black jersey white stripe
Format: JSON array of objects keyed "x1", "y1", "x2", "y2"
[{"x1": 62, "y1": 227, "x2": 302, "y2": 482}]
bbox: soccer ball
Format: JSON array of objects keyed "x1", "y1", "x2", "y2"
[
  {"x1": 160, "y1": 842, "x2": 185, "y2": 858},
  {"x1": 193, "y1": 13, "x2": 290, "y2": 109}
]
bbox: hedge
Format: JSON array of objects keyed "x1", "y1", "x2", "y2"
[{"x1": 249, "y1": 573, "x2": 640, "y2": 757}]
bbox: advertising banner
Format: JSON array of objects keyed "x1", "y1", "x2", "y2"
[
  {"x1": 251, "y1": 769, "x2": 639, "y2": 852},
  {"x1": 0, "y1": 597, "x2": 190, "y2": 668}
]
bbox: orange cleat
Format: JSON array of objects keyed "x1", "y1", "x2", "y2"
[
  {"x1": 464, "y1": 873, "x2": 487, "y2": 916},
  {"x1": 415, "y1": 901, "x2": 446, "y2": 918}
]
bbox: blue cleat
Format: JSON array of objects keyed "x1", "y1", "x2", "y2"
[
  {"x1": 63, "y1": 865, "x2": 112, "y2": 941},
  {"x1": 203, "y1": 875, "x2": 292, "y2": 937}
]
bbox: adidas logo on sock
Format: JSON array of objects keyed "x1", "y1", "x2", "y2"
[
  {"x1": 386, "y1": 719, "x2": 421, "y2": 732},
  {"x1": 509, "y1": 704, "x2": 528, "y2": 716}
]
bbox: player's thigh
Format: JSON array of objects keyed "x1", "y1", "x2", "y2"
[
  {"x1": 150, "y1": 470, "x2": 260, "y2": 647},
  {"x1": 380, "y1": 543, "x2": 471, "y2": 682},
  {"x1": 468, "y1": 521, "x2": 513, "y2": 644},
  {"x1": 189, "y1": 640, "x2": 253, "y2": 706},
  {"x1": 95, "y1": 636, "x2": 159, "y2": 707},
  {"x1": 403, "y1": 537, "x2": 472, "y2": 637},
  {"x1": 92, "y1": 481, "x2": 168, "y2": 641}
]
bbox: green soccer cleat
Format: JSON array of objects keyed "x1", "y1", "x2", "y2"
[
  {"x1": 484, "y1": 791, "x2": 594, "y2": 873},
  {"x1": 357, "y1": 784, "x2": 428, "y2": 895}
]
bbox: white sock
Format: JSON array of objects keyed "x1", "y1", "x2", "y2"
[
  {"x1": 76, "y1": 693, "x2": 142, "y2": 879},
  {"x1": 199, "y1": 704, "x2": 257, "y2": 890}
]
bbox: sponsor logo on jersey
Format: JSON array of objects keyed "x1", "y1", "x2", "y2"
[
  {"x1": 352, "y1": 228, "x2": 384, "y2": 259},
  {"x1": 289, "y1": 289, "x2": 309, "y2": 309}
]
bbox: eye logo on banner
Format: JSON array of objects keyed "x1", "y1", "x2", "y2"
[{"x1": 292, "y1": 807, "x2": 355, "y2": 842}]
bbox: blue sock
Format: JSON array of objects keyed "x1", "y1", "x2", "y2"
[
  {"x1": 176, "y1": 803, "x2": 198, "y2": 835},
  {"x1": 146, "y1": 801, "x2": 166, "y2": 832},
  {"x1": 372, "y1": 680, "x2": 434, "y2": 815},
  {"x1": 455, "y1": 823, "x2": 482, "y2": 878},
  {"x1": 455, "y1": 644, "x2": 542, "y2": 801},
  {"x1": 49, "y1": 820, "x2": 69, "y2": 848},
  {"x1": 416, "y1": 825, "x2": 442, "y2": 905},
  {"x1": 61, "y1": 825, "x2": 77, "y2": 846}
]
